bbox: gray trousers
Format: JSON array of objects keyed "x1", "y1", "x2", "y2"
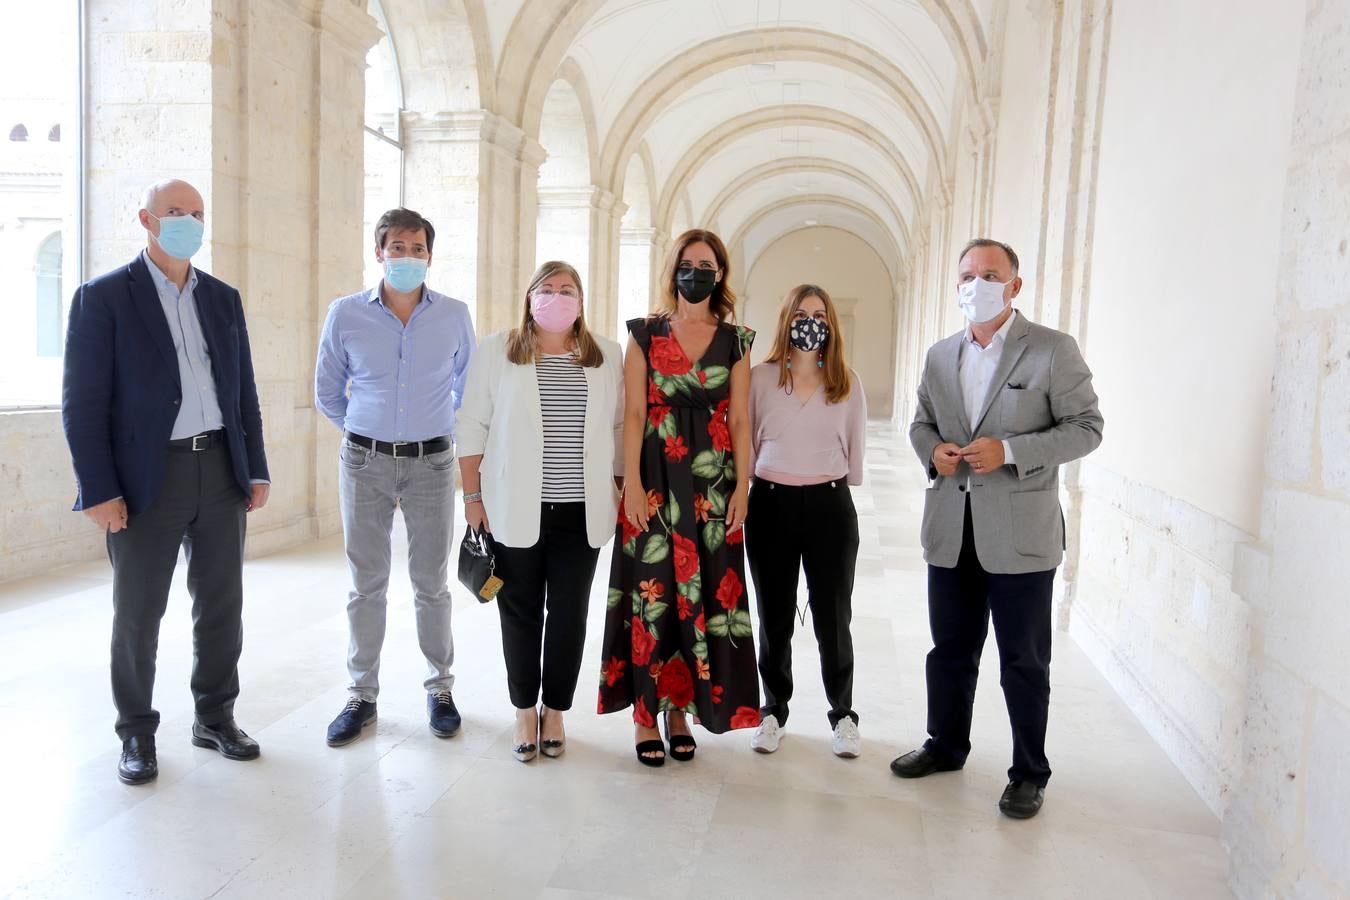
[
  {"x1": 107, "y1": 441, "x2": 247, "y2": 740},
  {"x1": 338, "y1": 439, "x2": 455, "y2": 701}
]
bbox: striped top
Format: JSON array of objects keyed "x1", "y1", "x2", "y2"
[{"x1": 536, "y1": 353, "x2": 588, "y2": 502}]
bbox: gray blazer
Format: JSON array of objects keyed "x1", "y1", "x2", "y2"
[{"x1": 909, "y1": 312, "x2": 1103, "y2": 574}]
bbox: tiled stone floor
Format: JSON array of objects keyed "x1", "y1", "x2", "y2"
[{"x1": 0, "y1": 425, "x2": 1231, "y2": 898}]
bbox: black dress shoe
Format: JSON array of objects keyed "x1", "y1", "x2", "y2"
[
  {"x1": 327, "y1": 698, "x2": 377, "y2": 747},
  {"x1": 999, "y1": 780, "x2": 1045, "y2": 818},
  {"x1": 192, "y1": 719, "x2": 261, "y2": 760},
  {"x1": 118, "y1": 735, "x2": 158, "y2": 785},
  {"x1": 889, "y1": 747, "x2": 964, "y2": 779},
  {"x1": 428, "y1": 691, "x2": 461, "y2": 738}
]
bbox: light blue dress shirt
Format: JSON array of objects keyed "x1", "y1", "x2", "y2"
[
  {"x1": 314, "y1": 285, "x2": 475, "y2": 443},
  {"x1": 142, "y1": 251, "x2": 224, "y2": 440}
]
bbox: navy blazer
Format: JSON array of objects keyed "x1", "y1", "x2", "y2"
[{"x1": 62, "y1": 255, "x2": 269, "y2": 515}]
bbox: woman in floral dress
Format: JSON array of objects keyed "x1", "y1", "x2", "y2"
[{"x1": 597, "y1": 229, "x2": 761, "y2": 765}]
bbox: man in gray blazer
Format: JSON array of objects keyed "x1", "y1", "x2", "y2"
[{"x1": 889, "y1": 238, "x2": 1103, "y2": 819}]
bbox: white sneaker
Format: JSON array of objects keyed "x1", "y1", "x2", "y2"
[
  {"x1": 750, "y1": 714, "x2": 782, "y2": 753},
  {"x1": 832, "y1": 718, "x2": 862, "y2": 758}
]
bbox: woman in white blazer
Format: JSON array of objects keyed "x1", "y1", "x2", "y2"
[{"x1": 457, "y1": 260, "x2": 624, "y2": 762}]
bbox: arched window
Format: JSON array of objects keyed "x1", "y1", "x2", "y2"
[
  {"x1": 362, "y1": 0, "x2": 405, "y2": 288},
  {"x1": 8, "y1": 124, "x2": 27, "y2": 141},
  {"x1": 35, "y1": 233, "x2": 63, "y2": 358}
]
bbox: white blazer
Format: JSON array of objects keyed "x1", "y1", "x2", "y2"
[{"x1": 456, "y1": 330, "x2": 625, "y2": 549}]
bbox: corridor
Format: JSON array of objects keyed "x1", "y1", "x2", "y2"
[{"x1": 0, "y1": 427, "x2": 1230, "y2": 899}]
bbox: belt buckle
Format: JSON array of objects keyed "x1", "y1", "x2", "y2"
[
  {"x1": 391, "y1": 441, "x2": 415, "y2": 459},
  {"x1": 191, "y1": 433, "x2": 209, "y2": 452}
]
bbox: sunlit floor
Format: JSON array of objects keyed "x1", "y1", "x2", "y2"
[{"x1": 0, "y1": 425, "x2": 1231, "y2": 899}]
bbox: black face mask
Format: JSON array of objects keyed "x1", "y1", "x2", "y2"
[
  {"x1": 789, "y1": 317, "x2": 829, "y2": 352},
  {"x1": 676, "y1": 268, "x2": 718, "y2": 304}
]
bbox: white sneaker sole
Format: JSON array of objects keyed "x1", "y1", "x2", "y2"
[
  {"x1": 833, "y1": 746, "x2": 860, "y2": 758},
  {"x1": 752, "y1": 742, "x2": 779, "y2": 754}
]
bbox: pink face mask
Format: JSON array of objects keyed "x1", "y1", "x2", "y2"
[{"x1": 530, "y1": 291, "x2": 580, "y2": 333}]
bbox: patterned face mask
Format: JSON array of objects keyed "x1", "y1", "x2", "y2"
[{"x1": 789, "y1": 316, "x2": 829, "y2": 352}]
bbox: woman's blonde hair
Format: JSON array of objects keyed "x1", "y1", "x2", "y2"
[
  {"x1": 506, "y1": 260, "x2": 603, "y2": 367},
  {"x1": 655, "y1": 229, "x2": 738, "y2": 323},
  {"x1": 762, "y1": 283, "x2": 852, "y2": 404}
]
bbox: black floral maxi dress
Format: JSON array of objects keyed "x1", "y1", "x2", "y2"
[{"x1": 597, "y1": 317, "x2": 762, "y2": 733}]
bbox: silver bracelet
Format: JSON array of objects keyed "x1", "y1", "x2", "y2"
[{"x1": 463, "y1": 491, "x2": 482, "y2": 503}]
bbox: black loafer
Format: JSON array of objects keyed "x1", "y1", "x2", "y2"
[
  {"x1": 327, "y1": 698, "x2": 377, "y2": 747},
  {"x1": 428, "y1": 691, "x2": 462, "y2": 738},
  {"x1": 118, "y1": 735, "x2": 158, "y2": 785},
  {"x1": 889, "y1": 747, "x2": 964, "y2": 779},
  {"x1": 191, "y1": 719, "x2": 261, "y2": 760},
  {"x1": 999, "y1": 780, "x2": 1045, "y2": 818}
]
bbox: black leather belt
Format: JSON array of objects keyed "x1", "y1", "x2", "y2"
[
  {"x1": 345, "y1": 432, "x2": 451, "y2": 458},
  {"x1": 169, "y1": 429, "x2": 225, "y2": 451}
]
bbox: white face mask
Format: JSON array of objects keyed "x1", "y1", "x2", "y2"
[{"x1": 958, "y1": 276, "x2": 1011, "y2": 323}]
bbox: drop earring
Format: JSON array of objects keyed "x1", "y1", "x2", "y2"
[{"x1": 816, "y1": 351, "x2": 824, "y2": 369}]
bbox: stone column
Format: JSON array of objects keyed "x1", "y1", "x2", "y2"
[
  {"x1": 617, "y1": 225, "x2": 660, "y2": 343},
  {"x1": 476, "y1": 113, "x2": 546, "y2": 334},
  {"x1": 586, "y1": 188, "x2": 627, "y2": 338}
]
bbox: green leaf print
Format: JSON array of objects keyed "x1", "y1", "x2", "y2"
[
  {"x1": 607, "y1": 588, "x2": 623, "y2": 609},
  {"x1": 691, "y1": 450, "x2": 722, "y2": 479},
  {"x1": 660, "y1": 375, "x2": 679, "y2": 397},
  {"x1": 676, "y1": 570, "x2": 703, "y2": 606},
  {"x1": 631, "y1": 590, "x2": 642, "y2": 616},
  {"x1": 730, "y1": 609, "x2": 753, "y2": 638},
  {"x1": 623, "y1": 535, "x2": 637, "y2": 558},
  {"x1": 701, "y1": 365, "x2": 729, "y2": 389},
  {"x1": 692, "y1": 639, "x2": 708, "y2": 659},
  {"x1": 707, "y1": 486, "x2": 727, "y2": 517},
  {"x1": 641, "y1": 534, "x2": 670, "y2": 564},
  {"x1": 657, "y1": 411, "x2": 678, "y2": 440},
  {"x1": 643, "y1": 601, "x2": 669, "y2": 623},
  {"x1": 703, "y1": 519, "x2": 725, "y2": 552},
  {"x1": 667, "y1": 492, "x2": 681, "y2": 527},
  {"x1": 705, "y1": 614, "x2": 730, "y2": 637}
]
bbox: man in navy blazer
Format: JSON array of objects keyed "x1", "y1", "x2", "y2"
[{"x1": 62, "y1": 179, "x2": 270, "y2": 785}]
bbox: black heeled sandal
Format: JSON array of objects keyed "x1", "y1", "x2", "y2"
[
  {"x1": 663, "y1": 711, "x2": 697, "y2": 762},
  {"x1": 635, "y1": 739, "x2": 666, "y2": 767}
]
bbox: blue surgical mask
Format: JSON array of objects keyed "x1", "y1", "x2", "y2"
[
  {"x1": 383, "y1": 256, "x2": 429, "y2": 293},
  {"x1": 148, "y1": 213, "x2": 204, "y2": 260}
]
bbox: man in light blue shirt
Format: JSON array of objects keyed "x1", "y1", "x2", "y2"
[{"x1": 314, "y1": 207, "x2": 475, "y2": 746}]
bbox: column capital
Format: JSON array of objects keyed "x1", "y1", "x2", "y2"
[
  {"x1": 405, "y1": 109, "x2": 547, "y2": 169},
  {"x1": 307, "y1": 0, "x2": 383, "y2": 57}
]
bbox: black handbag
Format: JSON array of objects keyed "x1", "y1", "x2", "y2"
[{"x1": 457, "y1": 525, "x2": 503, "y2": 602}]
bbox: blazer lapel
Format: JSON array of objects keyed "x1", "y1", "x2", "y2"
[
  {"x1": 937, "y1": 334, "x2": 971, "y2": 445},
  {"x1": 971, "y1": 313, "x2": 1031, "y2": 436},
  {"x1": 127, "y1": 256, "x2": 180, "y2": 385}
]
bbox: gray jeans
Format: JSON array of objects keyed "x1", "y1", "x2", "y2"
[{"x1": 338, "y1": 439, "x2": 455, "y2": 701}]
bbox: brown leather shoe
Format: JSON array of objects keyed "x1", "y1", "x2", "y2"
[
  {"x1": 191, "y1": 720, "x2": 261, "y2": 760},
  {"x1": 118, "y1": 735, "x2": 158, "y2": 785}
]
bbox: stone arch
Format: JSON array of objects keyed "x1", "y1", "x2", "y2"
[
  {"x1": 380, "y1": 0, "x2": 493, "y2": 113},
  {"x1": 729, "y1": 196, "x2": 905, "y2": 282},
  {"x1": 536, "y1": 68, "x2": 599, "y2": 293},
  {"x1": 702, "y1": 156, "x2": 911, "y2": 250},
  {"x1": 655, "y1": 106, "x2": 922, "y2": 236},
  {"x1": 595, "y1": 28, "x2": 946, "y2": 194}
]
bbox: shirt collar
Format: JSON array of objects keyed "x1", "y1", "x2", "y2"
[
  {"x1": 141, "y1": 249, "x2": 198, "y2": 294},
  {"x1": 369, "y1": 283, "x2": 433, "y2": 304},
  {"x1": 964, "y1": 308, "x2": 1018, "y2": 348}
]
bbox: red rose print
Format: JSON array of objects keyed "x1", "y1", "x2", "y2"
[
  {"x1": 664, "y1": 434, "x2": 689, "y2": 462},
  {"x1": 648, "y1": 404, "x2": 671, "y2": 430},
  {"x1": 677, "y1": 595, "x2": 692, "y2": 621},
  {"x1": 697, "y1": 369, "x2": 708, "y2": 385},
  {"x1": 656, "y1": 656, "x2": 695, "y2": 710},
  {"x1": 648, "y1": 335, "x2": 692, "y2": 376},
  {"x1": 730, "y1": 706, "x2": 761, "y2": 729},
  {"x1": 602, "y1": 656, "x2": 627, "y2": 687},
  {"x1": 726, "y1": 526, "x2": 743, "y2": 545},
  {"x1": 708, "y1": 398, "x2": 732, "y2": 451},
  {"x1": 597, "y1": 697, "x2": 605, "y2": 714},
  {"x1": 631, "y1": 616, "x2": 658, "y2": 666},
  {"x1": 672, "y1": 532, "x2": 699, "y2": 584},
  {"x1": 649, "y1": 660, "x2": 663, "y2": 680},
  {"x1": 633, "y1": 696, "x2": 655, "y2": 728},
  {"x1": 647, "y1": 377, "x2": 663, "y2": 406},
  {"x1": 715, "y1": 568, "x2": 743, "y2": 611},
  {"x1": 646, "y1": 490, "x2": 664, "y2": 518},
  {"x1": 710, "y1": 684, "x2": 723, "y2": 703},
  {"x1": 694, "y1": 611, "x2": 705, "y2": 634}
]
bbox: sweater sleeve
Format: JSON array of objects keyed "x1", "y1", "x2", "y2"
[{"x1": 846, "y1": 373, "x2": 868, "y2": 486}]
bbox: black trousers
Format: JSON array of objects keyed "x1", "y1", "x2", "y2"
[
  {"x1": 491, "y1": 502, "x2": 600, "y2": 711},
  {"x1": 106, "y1": 441, "x2": 248, "y2": 740},
  {"x1": 745, "y1": 478, "x2": 860, "y2": 728},
  {"x1": 925, "y1": 496, "x2": 1055, "y2": 787}
]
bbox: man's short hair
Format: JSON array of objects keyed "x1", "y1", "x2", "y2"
[
  {"x1": 958, "y1": 238, "x2": 1019, "y2": 275},
  {"x1": 374, "y1": 207, "x2": 435, "y2": 253}
]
